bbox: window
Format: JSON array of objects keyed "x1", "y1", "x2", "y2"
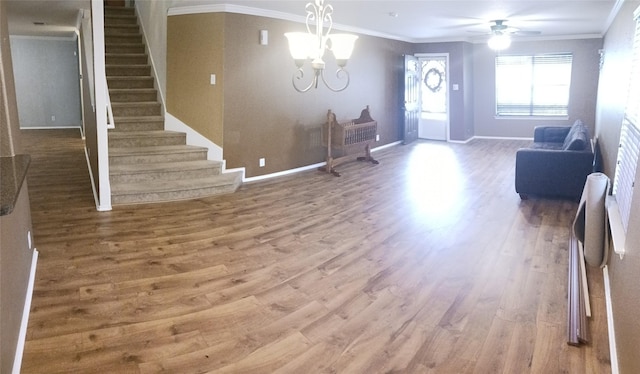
[
  {"x1": 495, "y1": 53, "x2": 573, "y2": 116},
  {"x1": 612, "y1": 7, "x2": 640, "y2": 236}
]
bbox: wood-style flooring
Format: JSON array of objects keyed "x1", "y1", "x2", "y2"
[{"x1": 19, "y1": 129, "x2": 610, "y2": 373}]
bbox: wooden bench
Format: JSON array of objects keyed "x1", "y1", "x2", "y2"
[{"x1": 319, "y1": 105, "x2": 379, "y2": 177}]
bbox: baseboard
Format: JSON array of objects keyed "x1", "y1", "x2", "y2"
[
  {"x1": 241, "y1": 141, "x2": 401, "y2": 183},
  {"x1": 472, "y1": 135, "x2": 534, "y2": 141},
  {"x1": 242, "y1": 162, "x2": 326, "y2": 183},
  {"x1": 19, "y1": 126, "x2": 82, "y2": 130},
  {"x1": 603, "y1": 265, "x2": 619, "y2": 374},
  {"x1": 12, "y1": 249, "x2": 39, "y2": 374}
]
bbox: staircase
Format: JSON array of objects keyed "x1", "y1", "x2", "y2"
[{"x1": 104, "y1": 6, "x2": 241, "y2": 205}]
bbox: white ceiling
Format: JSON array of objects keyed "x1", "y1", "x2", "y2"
[{"x1": 5, "y1": 0, "x2": 626, "y2": 42}]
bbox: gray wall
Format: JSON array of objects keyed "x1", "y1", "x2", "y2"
[
  {"x1": 595, "y1": 1, "x2": 640, "y2": 373},
  {"x1": 473, "y1": 38, "x2": 602, "y2": 138},
  {"x1": 10, "y1": 36, "x2": 82, "y2": 128},
  {"x1": 412, "y1": 41, "x2": 475, "y2": 142}
]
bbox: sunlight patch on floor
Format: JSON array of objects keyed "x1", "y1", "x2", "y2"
[{"x1": 405, "y1": 143, "x2": 466, "y2": 225}]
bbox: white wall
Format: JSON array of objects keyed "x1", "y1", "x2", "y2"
[
  {"x1": 9, "y1": 36, "x2": 82, "y2": 128},
  {"x1": 135, "y1": 0, "x2": 170, "y2": 102}
]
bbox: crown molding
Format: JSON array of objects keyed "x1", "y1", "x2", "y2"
[{"x1": 167, "y1": 4, "x2": 415, "y2": 43}]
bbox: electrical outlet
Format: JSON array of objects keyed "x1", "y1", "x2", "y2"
[
  {"x1": 376, "y1": 134, "x2": 380, "y2": 141},
  {"x1": 259, "y1": 158, "x2": 265, "y2": 167},
  {"x1": 51, "y1": 115, "x2": 56, "y2": 122}
]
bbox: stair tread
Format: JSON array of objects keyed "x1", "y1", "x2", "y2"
[
  {"x1": 113, "y1": 115, "x2": 163, "y2": 122},
  {"x1": 109, "y1": 88, "x2": 155, "y2": 92},
  {"x1": 108, "y1": 75, "x2": 152, "y2": 78},
  {"x1": 109, "y1": 130, "x2": 182, "y2": 138},
  {"x1": 111, "y1": 173, "x2": 241, "y2": 193},
  {"x1": 109, "y1": 144, "x2": 206, "y2": 156},
  {"x1": 110, "y1": 159, "x2": 222, "y2": 174},
  {"x1": 110, "y1": 101, "x2": 160, "y2": 106}
]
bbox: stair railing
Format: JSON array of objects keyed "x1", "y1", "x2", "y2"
[{"x1": 105, "y1": 77, "x2": 115, "y2": 129}]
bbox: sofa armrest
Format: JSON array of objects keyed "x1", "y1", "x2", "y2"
[
  {"x1": 515, "y1": 148, "x2": 594, "y2": 199},
  {"x1": 533, "y1": 126, "x2": 571, "y2": 143}
]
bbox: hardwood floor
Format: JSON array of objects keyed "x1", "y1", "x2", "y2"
[{"x1": 19, "y1": 129, "x2": 610, "y2": 373}]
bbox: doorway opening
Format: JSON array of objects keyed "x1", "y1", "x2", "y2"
[{"x1": 416, "y1": 53, "x2": 450, "y2": 141}]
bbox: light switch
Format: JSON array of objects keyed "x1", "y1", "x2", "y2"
[
  {"x1": 210, "y1": 74, "x2": 216, "y2": 85},
  {"x1": 259, "y1": 30, "x2": 268, "y2": 45},
  {"x1": 452, "y1": 84, "x2": 459, "y2": 91}
]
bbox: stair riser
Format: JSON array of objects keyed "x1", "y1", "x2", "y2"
[
  {"x1": 107, "y1": 55, "x2": 148, "y2": 65},
  {"x1": 106, "y1": 44, "x2": 145, "y2": 54},
  {"x1": 107, "y1": 78, "x2": 154, "y2": 89},
  {"x1": 112, "y1": 104, "x2": 161, "y2": 117},
  {"x1": 111, "y1": 184, "x2": 239, "y2": 205},
  {"x1": 110, "y1": 91, "x2": 157, "y2": 102},
  {"x1": 106, "y1": 35, "x2": 142, "y2": 44},
  {"x1": 110, "y1": 121, "x2": 164, "y2": 132},
  {"x1": 111, "y1": 167, "x2": 223, "y2": 184},
  {"x1": 110, "y1": 150, "x2": 208, "y2": 165},
  {"x1": 105, "y1": 7, "x2": 136, "y2": 16},
  {"x1": 107, "y1": 65, "x2": 151, "y2": 76},
  {"x1": 105, "y1": 16, "x2": 138, "y2": 26},
  {"x1": 109, "y1": 134, "x2": 184, "y2": 148},
  {"x1": 106, "y1": 26, "x2": 140, "y2": 35}
]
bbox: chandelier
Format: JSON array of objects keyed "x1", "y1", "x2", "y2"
[{"x1": 285, "y1": 0, "x2": 358, "y2": 92}]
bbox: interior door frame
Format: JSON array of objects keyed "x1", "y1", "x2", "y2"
[{"x1": 415, "y1": 53, "x2": 451, "y2": 142}]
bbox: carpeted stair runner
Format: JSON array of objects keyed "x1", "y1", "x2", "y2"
[{"x1": 104, "y1": 5, "x2": 241, "y2": 205}]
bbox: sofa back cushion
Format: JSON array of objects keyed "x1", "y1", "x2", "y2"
[{"x1": 563, "y1": 120, "x2": 589, "y2": 151}]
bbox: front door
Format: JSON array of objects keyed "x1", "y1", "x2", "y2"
[
  {"x1": 403, "y1": 55, "x2": 420, "y2": 145},
  {"x1": 418, "y1": 54, "x2": 449, "y2": 141}
]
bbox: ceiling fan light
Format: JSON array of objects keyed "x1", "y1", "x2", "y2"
[{"x1": 488, "y1": 34, "x2": 511, "y2": 50}]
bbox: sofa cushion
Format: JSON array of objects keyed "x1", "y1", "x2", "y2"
[{"x1": 562, "y1": 121, "x2": 589, "y2": 151}]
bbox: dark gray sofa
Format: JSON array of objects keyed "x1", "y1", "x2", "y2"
[{"x1": 515, "y1": 120, "x2": 594, "y2": 200}]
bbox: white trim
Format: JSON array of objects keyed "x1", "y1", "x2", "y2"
[
  {"x1": 166, "y1": 4, "x2": 607, "y2": 44},
  {"x1": 84, "y1": 146, "x2": 102, "y2": 211},
  {"x1": 448, "y1": 138, "x2": 475, "y2": 144},
  {"x1": 472, "y1": 135, "x2": 534, "y2": 141},
  {"x1": 167, "y1": 4, "x2": 412, "y2": 42},
  {"x1": 19, "y1": 126, "x2": 82, "y2": 130},
  {"x1": 243, "y1": 141, "x2": 400, "y2": 183},
  {"x1": 11, "y1": 249, "x2": 38, "y2": 374},
  {"x1": 243, "y1": 162, "x2": 326, "y2": 183},
  {"x1": 603, "y1": 265, "x2": 620, "y2": 374},
  {"x1": 135, "y1": 4, "x2": 167, "y2": 109},
  {"x1": 9, "y1": 34, "x2": 77, "y2": 42},
  {"x1": 165, "y1": 112, "x2": 223, "y2": 161},
  {"x1": 606, "y1": 196, "x2": 626, "y2": 259},
  {"x1": 92, "y1": 0, "x2": 112, "y2": 211}
]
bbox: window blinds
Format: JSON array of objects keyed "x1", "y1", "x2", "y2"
[
  {"x1": 495, "y1": 53, "x2": 573, "y2": 116},
  {"x1": 613, "y1": 9, "x2": 640, "y2": 233}
]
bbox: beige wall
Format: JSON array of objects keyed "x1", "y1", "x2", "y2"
[
  {"x1": 473, "y1": 38, "x2": 602, "y2": 138},
  {"x1": 167, "y1": 13, "x2": 225, "y2": 146},
  {"x1": 595, "y1": 2, "x2": 640, "y2": 373},
  {"x1": 167, "y1": 12, "x2": 411, "y2": 177}
]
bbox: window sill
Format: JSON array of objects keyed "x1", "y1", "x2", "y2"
[
  {"x1": 494, "y1": 115, "x2": 570, "y2": 121},
  {"x1": 606, "y1": 195, "x2": 626, "y2": 259}
]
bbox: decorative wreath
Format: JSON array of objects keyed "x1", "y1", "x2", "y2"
[{"x1": 424, "y1": 67, "x2": 444, "y2": 93}]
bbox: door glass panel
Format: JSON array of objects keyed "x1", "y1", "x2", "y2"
[{"x1": 421, "y1": 58, "x2": 447, "y2": 115}]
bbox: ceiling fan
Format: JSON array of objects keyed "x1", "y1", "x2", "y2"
[
  {"x1": 489, "y1": 19, "x2": 541, "y2": 36},
  {"x1": 486, "y1": 19, "x2": 541, "y2": 50}
]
